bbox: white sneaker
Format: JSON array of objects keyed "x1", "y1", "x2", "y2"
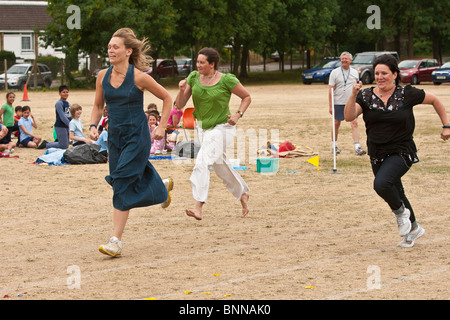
[
  {"x1": 161, "y1": 178, "x2": 174, "y2": 209},
  {"x1": 332, "y1": 146, "x2": 340, "y2": 154},
  {"x1": 395, "y1": 208, "x2": 412, "y2": 237},
  {"x1": 99, "y1": 236, "x2": 122, "y2": 257},
  {"x1": 398, "y1": 224, "x2": 425, "y2": 248}
]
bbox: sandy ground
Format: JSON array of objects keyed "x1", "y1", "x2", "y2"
[{"x1": 0, "y1": 82, "x2": 449, "y2": 301}]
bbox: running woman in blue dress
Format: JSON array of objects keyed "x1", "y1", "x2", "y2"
[{"x1": 90, "y1": 28, "x2": 173, "y2": 257}]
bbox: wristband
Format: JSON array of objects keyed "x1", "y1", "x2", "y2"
[
  {"x1": 236, "y1": 110, "x2": 244, "y2": 117},
  {"x1": 443, "y1": 125, "x2": 450, "y2": 129},
  {"x1": 90, "y1": 124, "x2": 97, "y2": 129}
]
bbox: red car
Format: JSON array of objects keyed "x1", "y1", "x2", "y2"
[
  {"x1": 144, "y1": 59, "x2": 178, "y2": 80},
  {"x1": 399, "y1": 59, "x2": 440, "y2": 84}
]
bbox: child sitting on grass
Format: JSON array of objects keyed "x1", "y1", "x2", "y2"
[
  {"x1": 69, "y1": 104, "x2": 93, "y2": 146},
  {"x1": 18, "y1": 105, "x2": 42, "y2": 148},
  {"x1": 148, "y1": 113, "x2": 165, "y2": 154}
]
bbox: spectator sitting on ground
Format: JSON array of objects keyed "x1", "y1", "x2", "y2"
[
  {"x1": 0, "y1": 123, "x2": 15, "y2": 154},
  {"x1": 69, "y1": 104, "x2": 93, "y2": 146},
  {"x1": 18, "y1": 105, "x2": 42, "y2": 148}
]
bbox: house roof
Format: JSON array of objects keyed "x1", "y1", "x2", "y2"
[{"x1": 0, "y1": 1, "x2": 51, "y2": 32}]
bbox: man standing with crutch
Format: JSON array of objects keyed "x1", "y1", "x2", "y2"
[{"x1": 328, "y1": 52, "x2": 366, "y2": 156}]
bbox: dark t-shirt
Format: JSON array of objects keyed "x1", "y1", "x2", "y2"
[
  {"x1": 356, "y1": 85, "x2": 425, "y2": 160},
  {"x1": 54, "y1": 99, "x2": 71, "y2": 128}
]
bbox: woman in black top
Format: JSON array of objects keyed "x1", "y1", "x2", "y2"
[{"x1": 345, "y1": 54, "x2": 450, "y2": 247}]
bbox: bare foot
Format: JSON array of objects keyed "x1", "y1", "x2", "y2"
[
  {"x1": 241, "y1": 192, "x2": 250, "y2": 217},
  {"x1": 186, "y1": 209, "x2": 203, "y2": 220},
  {"x1": 186, "y1": 201, "x2": 204, "y2": 220}
]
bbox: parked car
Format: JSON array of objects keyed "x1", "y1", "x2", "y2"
[
  {"x1": 301, "y1": 58, "x2": 341, "y2": 84},
  {"x1": 432, "y1": 62, "x2": 450, "y2": 85},
  {"x1": 399, "y1": 59, "x2": 440, "y2": 84},
  {"x1": 271, "y1": 51, "x2": 280, "y2": 62},
  {"x1": 351, "y1": 51, "x2": 399, "y2": 84},
  {"x1": 0, "y1": 63, "x2": 52, "y2": 90},
  {"x1": 176, "y1": 58, "x2": 192, "y2": 76},
  {"x1": 145, "y1": 59, "x2": 178, "y2": 80}
]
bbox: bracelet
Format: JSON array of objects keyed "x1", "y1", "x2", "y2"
[
  {"x1": 443, "y1": 125, "x2": 450, "y2": 129},
  {"x1": 236, "y1": 110, "x2": 244, "y2": 117},
  {"x1": 90, "y1": 124, "x2": 97, "y2": 129}
]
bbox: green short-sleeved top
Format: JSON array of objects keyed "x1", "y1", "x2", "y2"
[
  {"x1": 1, "y1": 103, "x2": 14, "y2": 127},
  {"x1": 187, "y1": 71, "x2": 239, "y2": 130}
]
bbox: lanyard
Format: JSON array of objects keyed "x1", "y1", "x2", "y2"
[{"x1": 341, "y1": 67, "x2": 351, "y2": 87}]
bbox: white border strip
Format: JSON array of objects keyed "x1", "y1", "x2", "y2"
[{"x1": 0, "y1": 1, "x2": 47, "y2": 6}]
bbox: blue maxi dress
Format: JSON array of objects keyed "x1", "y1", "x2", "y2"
[{"x1": 102, "y1": 65, "x2": 168, "y2": 211}]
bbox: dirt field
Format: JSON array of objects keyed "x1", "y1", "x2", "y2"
[{"x1": 0, "y1": 82, "x2": 449, "y2": 300}]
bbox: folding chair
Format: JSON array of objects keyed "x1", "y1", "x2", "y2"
[
  {"x1": 180, "y1": 107, "x2": 196, "y2": 138},
  {"x1": 181, "y1": 107, "x2": 195, "y2": 127}
]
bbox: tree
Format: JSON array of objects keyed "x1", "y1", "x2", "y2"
[
  {"x1": 172, "y1": 0, "x2": 229, "y2": 69},
  {"x1": 265, "y1": 0, "x2": 338, "y2": 70},
  {"x1": 224, "y1": 0, "x2": 274, "y2": 77},
  {"x1": 43, "y1": 0, "x2": 178, "y2": 76},
  {"x1": 328, "y1": 0, "x2": 450, "y2": 61},
  {"x1": 414, "y1": 0, "x2": 450, "y2": 64},
  {"x1": 328, "y1": 0, "x2": 386, "y2": 56},
  {"x1": 132, "y1": 0, "x2": 179, "y2": 76}
]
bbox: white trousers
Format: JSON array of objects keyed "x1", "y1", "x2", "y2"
[{"x1": 190, "y1": 123, "x2": 249, "y2": 202}]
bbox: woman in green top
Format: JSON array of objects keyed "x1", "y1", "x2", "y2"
[{"x1": 176, "y1": 47, "x2": 251, "y2": 220}]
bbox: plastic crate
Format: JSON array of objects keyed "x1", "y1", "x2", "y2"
[{"x1": 256, "y1": 158, "x2": 279, "y2": 173}]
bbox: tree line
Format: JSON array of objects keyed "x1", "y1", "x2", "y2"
[{"x1": 43, "y1": 0, "x2": 450, "y2": 78}]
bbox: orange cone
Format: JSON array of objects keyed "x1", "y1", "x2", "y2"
[{"x1": 22, "y1": 84, "x2": 30, "y2": 101}]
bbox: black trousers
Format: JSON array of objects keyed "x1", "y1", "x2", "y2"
[{"x1": 371, "y1": 154, "x2": 416, "y2": 223}]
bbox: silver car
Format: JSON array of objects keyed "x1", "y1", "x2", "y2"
[
  {"x1": 0, "y1": 63, "x2": 53, "y2": 90},
  {"x1": 176, "y1": 58, "x2": 192, "y2": 76}
]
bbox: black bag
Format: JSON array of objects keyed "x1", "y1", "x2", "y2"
[
  {"x1": 174, "y1": 141, "x2": 201, "y2": 158},
  {"x1": 63, "y1": 143, "x2": 107, "y2": 164}
]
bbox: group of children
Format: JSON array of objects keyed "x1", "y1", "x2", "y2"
[
  {"x1": 1, "y1": 85, "x2": 185, "y2": 158},
  {"x1": 0, "y1": 86, "x2": 108, "y2": 157},
  {"x1": 146, "y1": 102, "x2": 184, "y2": 155},
  {"x1": 0, "y1": 92, "x2": 43, "y2": 154}
]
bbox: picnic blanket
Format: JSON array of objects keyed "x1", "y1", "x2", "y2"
[
  {"x1": 35, "y1": 148, "x2": 68, "y2": 166},
  {"x1": 258, "y1": 141, "x2": 317, "y2": 158}
]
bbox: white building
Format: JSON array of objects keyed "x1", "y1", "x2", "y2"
[{"x1": 0, "y1": 0, "x2": 66, "y2": 62}]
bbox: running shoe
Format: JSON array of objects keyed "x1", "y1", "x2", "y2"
[
  {"x1": 355, "y1": 147, "x2": 366, "y2": 155},
  {"x1": 161, "y1": 178, "x2": 174, "y2": 208},
  {"x1": 395, "y1": 208, "x2": 412, "y2": 237},
  {"x1": 99, "y1": 236, "x2": 122, "y2": 257},
  {"x1": 398, "y1": 224, "x2": 425, "y2": 248}
]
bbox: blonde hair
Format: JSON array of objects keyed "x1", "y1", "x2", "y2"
[
  {"x1": 112, "y1": 28, "x2": 153, "y2": 71},
  {"x1": 70, "y1": 103, "x2": 82, "y2": 117}
]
